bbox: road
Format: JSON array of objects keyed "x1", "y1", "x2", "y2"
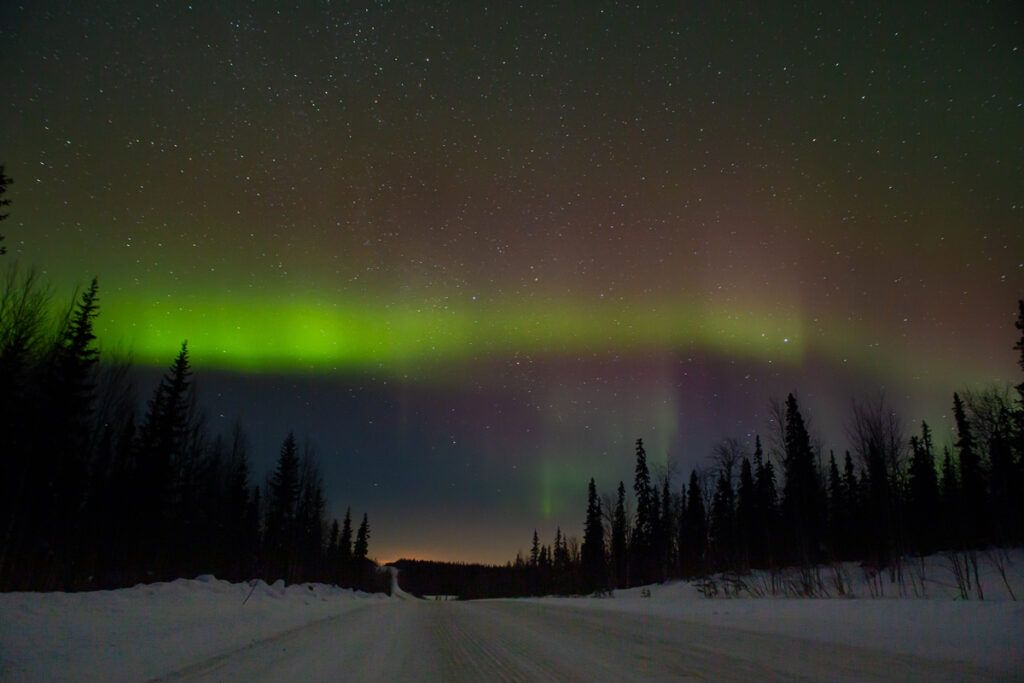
[{"x1": 154, "y1": 599, "x2": 1009, "y2": 682}]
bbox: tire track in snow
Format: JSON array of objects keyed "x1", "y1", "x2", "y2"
[{"x1": 153, "y1": 599, "x2": 1014, "y2": 682}]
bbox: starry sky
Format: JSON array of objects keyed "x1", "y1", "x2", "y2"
[{"x1": 2, "y1": 2, "x2": 1022, "y2": 563}]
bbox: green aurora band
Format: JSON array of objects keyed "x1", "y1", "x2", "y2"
[
  {"x1": 96, "y1": 294, "x2": 805, "y2": 371},
  {"x1": 90, "y1": 290, "x2": 999, "y2": 392}
]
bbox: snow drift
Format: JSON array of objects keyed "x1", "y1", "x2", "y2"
[
  {"x1": 522, "y1": 550, "x2": 1024, "y2": 674},
  {"x1": 0, "y1": 575, "x2": 388, "y2": 680}
]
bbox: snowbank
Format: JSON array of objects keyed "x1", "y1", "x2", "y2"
[
  {"x1": 0, "y1": 576, "x2": 388, "y2": 681},
  {"x1": 522, "y1": 550, "x2": 1024, "y2": 674},
  {"x1": 385, "y1": 566, "x2": 418, "y2": 601}
]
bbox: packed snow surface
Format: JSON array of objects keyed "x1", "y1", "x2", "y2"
[
  {"x1": 525, "y1": 587, "x2": 1022, "y2": 675},
  {"x1": 0, "y1": 576, "x2": 387, "y2": 681},
  {"x1": 519, "y1": 550, "x2": 1024, "y2": 677},
  {"x1": 1, "y1": 552, "x2": 1022, "y2": 681}
]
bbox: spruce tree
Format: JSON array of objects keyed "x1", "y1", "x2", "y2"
[
  {"x1": 680, "y1": 470, "x2": 707, "y2": 577},
  {"x1": 101, "y1": 414, "x2": 137, "y2": 586},
  {"x1": 1013, "y1": 301, "x2": 1024, "y2": 541},
  {"x1": 709, "y1": 468, "x2": 735, "y2": 571},
  {"x1": 224, "y1": 422, "x2": 252, "y2": 581},
  {"x1": 953, "y1": 392, "x2": 985, "y2": 546},
  {"x1": 40, "y1": 279, "x2": 101, "y2": 587},
  {"x1": 842, "y1": 451, "x2": 860, "y2": 559},
  {"x1": 353, "y1": 513, "x2": 370, "y2": 589},
  {"x1": 136, "y1": 341, "x2": 194, "y2": 579},
  {"x1": 295, "y1": 449, "x2": 326, "y2": 583},
  {"x1": 0, "y1": 165, "x2": 11, "y2": 255},
  {"x1": 631, "y1": 438, "x2": 655, "y2": 584},
  {"x1": 0, "y1": 267, "x2": 50, "y2": 562},
  {"x1": 826, "y1": 452, "x2": 845, "y2": 559},
  {"x1": 675, "y1": 481, "x2": 687, "y2": 577},
  {"x1": 736, "y1": 457, "x2": 756, "y2": 569},
  {"x1": 327, "y1": 519, "x2": 340, "y2": 580},
  {"x1": 354, "y1": 513, "x2": 370, "y2": 560},
  {"x1": 245, "y1": 486, "x2": 261, "y2": 578},
  {"x1": 659, "y1": 476, "x2": 673, "y2": 578},
  {"x1": 907, "y1": 423, "x2": 940, "y2": 554},
  {"x1": 338, "y1": 507, "x2": 353, "y2": 586},
  {"x1": 864, "y1": 439, "x2": 892, "y2": 568},
  {"x1": 1015, "y1": 300, "x2": 1024, "y2": 402},
  {"x1": 552, "y1": 527, "x2": 566, "y2": 592},
  {"x1": 610, "y1": 482, "x2": 628, "y2": 588},
  {"x1": 581, "y1": 478, "x2": 606, "y2": 593},
  {"x1": 265, "y1": 432, "x2": 300, "y2": 581},
  {"x1": 139, "y1": 342, "x2": 194, "y2": 460},
  {"x1": 986, "y1": 405, "x2": 1017, "y2": 545},
  {"x1": 752, "y1": 436, "x2": 778, "y2": 567},
  {"x1": 781, "y1": 394, "x2": 823, "y2": 564},
  {"x1": 939, "y1": 447, "x2": 959, "y2": 549}
]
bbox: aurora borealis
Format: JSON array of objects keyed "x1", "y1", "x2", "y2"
[{"x1": 2, "y1": 2, "x2": 1022, "y2": 562}]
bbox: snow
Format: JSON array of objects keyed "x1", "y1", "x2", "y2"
[
  {"x1": 0, "y1": 576, "x2": 388, "y2": 681},
  {"x1": 1, "y1": 551, "x2": 1021, "y2": 680},
  {"x1": 525, "y1": 590, "x2": 1023, "y2": 673},
  {"x1": 521, "y1": 550, "x2": 1024, "y2": 675},
  {"x1": 385, "y1": 566, "x2": 417, "y2": 601}
]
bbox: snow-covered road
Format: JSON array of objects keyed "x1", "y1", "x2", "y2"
[{"x1": 154, "y1": 599, "x2": 1010, "y2": 682}]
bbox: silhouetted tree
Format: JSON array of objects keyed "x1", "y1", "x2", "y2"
[
  {"x1": 352, "y1": 512, "x2": 371, "y2": 589},
  {"x1": 0, "y1": 269, "x2": 50, "y2": 536},
  {"x1": 849, "y1": 396, "x2": 904, "y2": 568},
  {"x1": 709, "y1": 464, "x2": 736, "y2": 571},
  {"x1": 1015, "y1": 300, "x2": 1024, "y2": 401},
  {"x1": 841, "y1": 451, "x2": 862, "y2": 559},
  {"x1": 630, "y1": 438, "x2": 656, "y2": 585},
  {"x1": 939, "y1": 446, "x2": 959, "y2": 549},
  {"x1": 501, "y1": 298, "x2": 1024, "y2": 598},
  {"x1": 674, "y1": 480, "x2": 686, "y2": 576},
  {"x1": 826, "y1": 452, "x2": 845, "y2": 559},
  {"x1": 34, "y1": 279, "x2": 101, "y2": 587},
  {"x1": 658, "y1": 476, "x2": 674, "y2": 578},
  {"x1": 538, "y1": 544, "x2": 551, "y2": 585},
  {"x1": 751, "y1": 436, "x2": 778, "y2": 568},
  {"x1": 134, "y1": 342, "x2": 195, "y2": 579},
  {"x1": 906, "y1": 422, "x2": 940, "y2": 554},
  {"x1": 337, "y1": 506, "x2": 353, "y2": 586},
  {"x1": 581, "y1": 478, "x2": 606, "y2": 593},
  {"x1": 552, "y1": 526, "x2": 572, "y2": 592},
  {"x1": 964, "y1": 389, "x2": 1019, "y2": 546},
  {"x1": 0, "y1": 266, "x2": 387, "y2": 592},
  {"x1": 734, "y1": 457, "x2": 755, "y2": 569},
  {"x1": 781, "y1": 394, "x2": 823, "y2": 564},
  {"x1": 1014, "y1": 302, "x2": 1024, "y2": 542},
  {"x1": 94, "y1": 411, "x2": 137, "y2": 587},
  {"x1": 295, "y1": 444, "x2": 327, "y2": 582},
  {"x1": 0, "y1": 165, "x2": 11, "y2": 255},
  {"x1": 0, "y1": 268, "x2": 52, "y2": 587},
  {"x1": 327, "y1": 518, "x2": 340, "y2": 581},
  {"x1": 679, "y1": 470, "x2": 707, "y2": 577},
  {"x1": 223, "y1": 421, "x2": 254, "y2": 580},
  {"x1": 265, "y1": 432, "x2": 300, "y2": 581},
  {"x1": 610, "y1": 482, "x2": 628, "y2": 588},
  {"x1": 953, "y1": 392, "x2": 985, "y2": 546}
]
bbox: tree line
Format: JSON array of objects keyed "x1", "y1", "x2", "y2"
[
  {"x1": 0, "y1": 269, "x2": 384, "y2": 592},
  {"x1": 471, "y1": 301, "x2": 1024, "y2": 598}
]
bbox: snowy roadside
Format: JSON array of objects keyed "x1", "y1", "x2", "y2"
[
  {"x1": 523, "y1": 590, "x2": 1023, "y2": 673},
  {"x1": 519, "y1": 551, "x2": 1024, "y2": 675},
  {"x1": 0, "y1": 576, "x2": 389, "y2": 681}
]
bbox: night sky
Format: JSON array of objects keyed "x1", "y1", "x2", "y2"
[{"x1": 2, "y1": 2, "x2": 1022, "y2": 563}]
